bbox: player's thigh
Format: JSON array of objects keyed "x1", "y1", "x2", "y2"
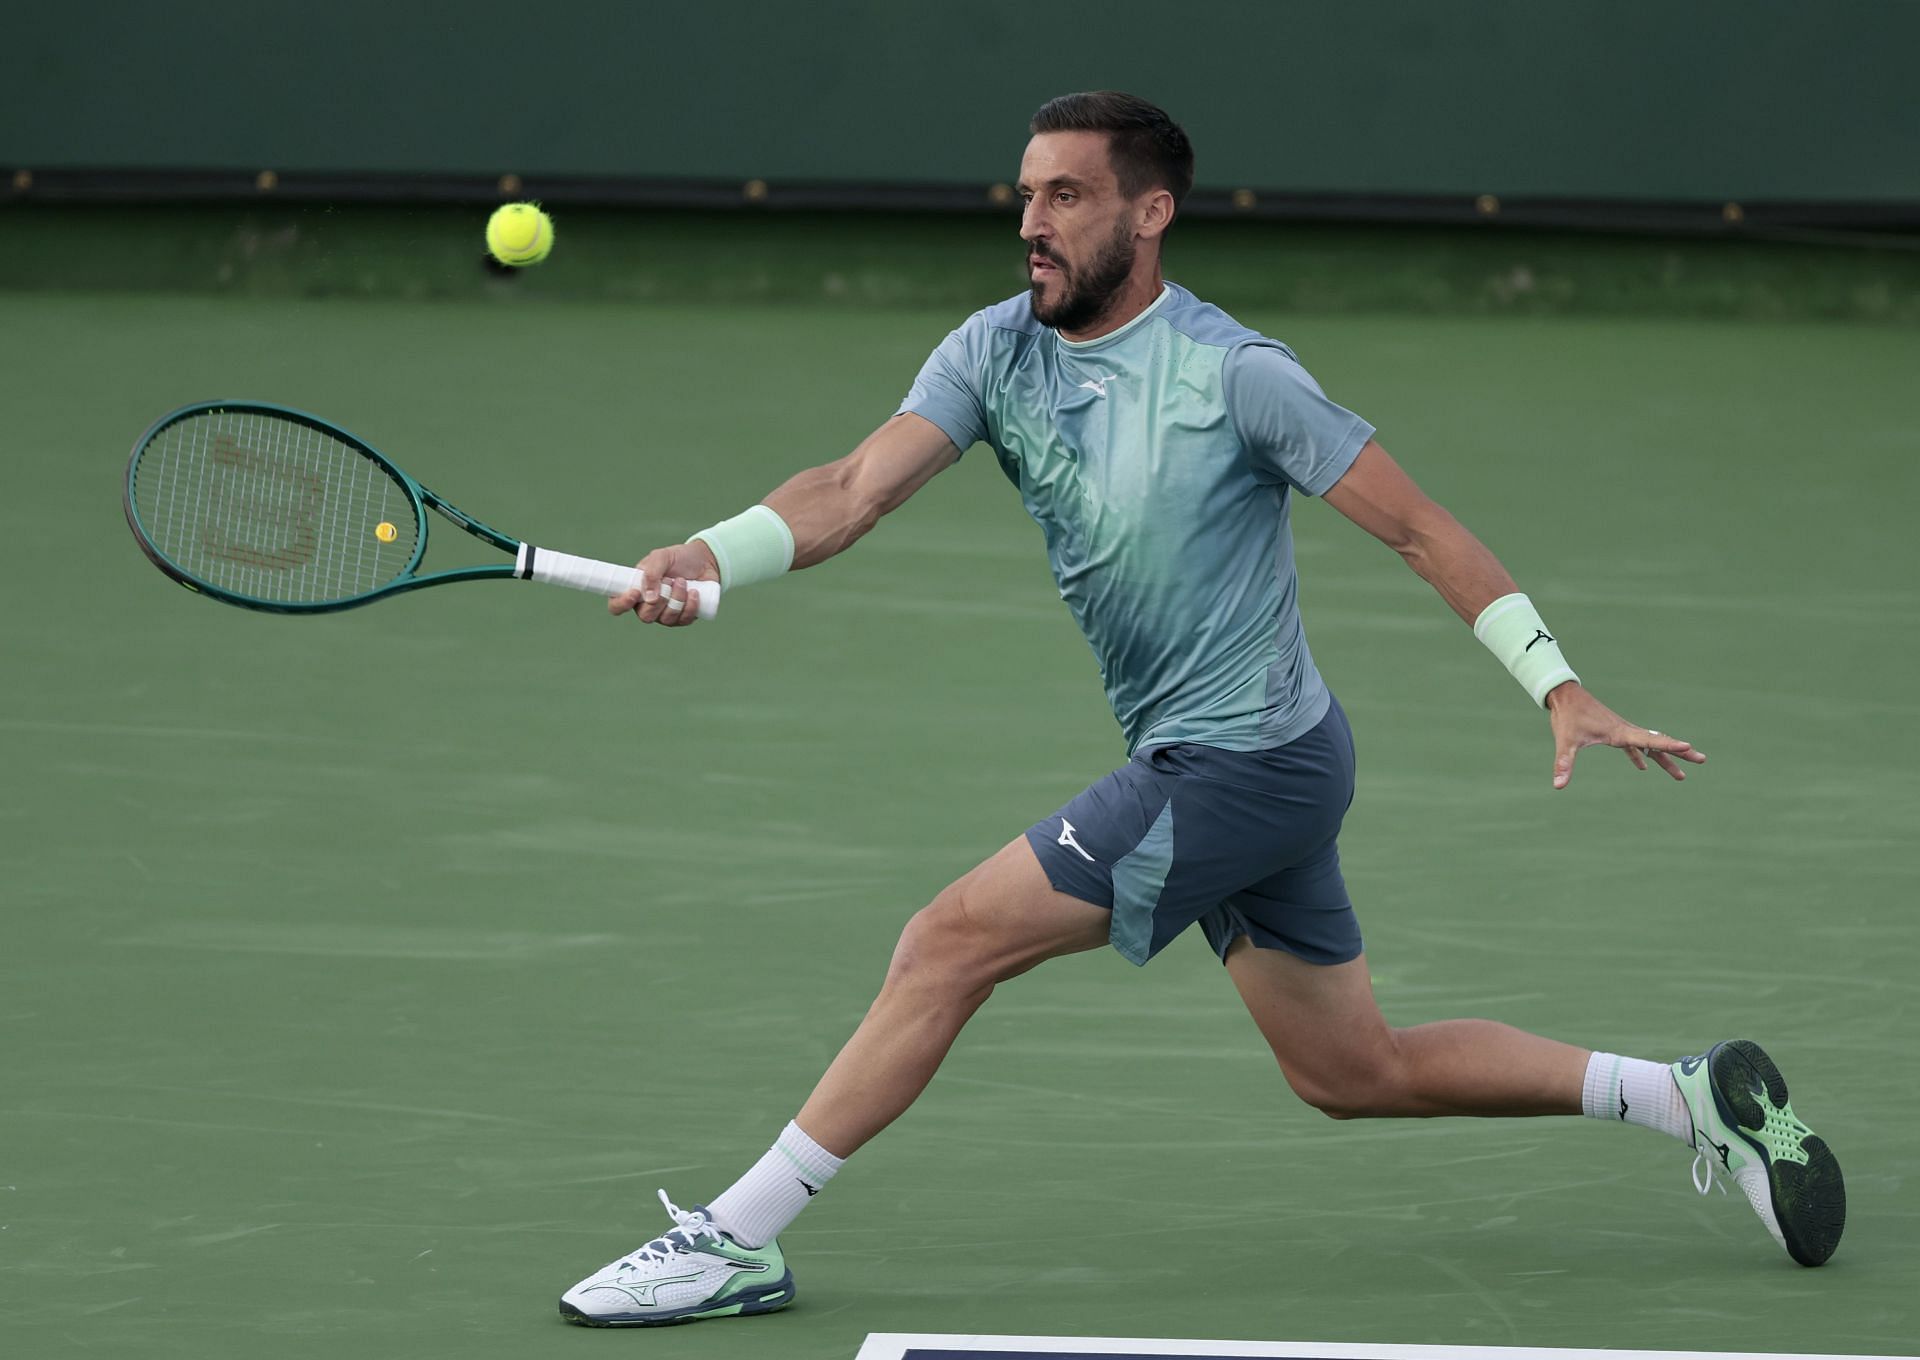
[
  {"x1": 1223, "y1": 941, "x2": 1399, "y2": 1105},
  {"x1": 896, "y1": 836, "x2": 1112, "y2": 988}
]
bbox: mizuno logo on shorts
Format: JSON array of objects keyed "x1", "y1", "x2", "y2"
[{"x1": 1057, "y1": 818, "x2": 1096, "y2": 862}]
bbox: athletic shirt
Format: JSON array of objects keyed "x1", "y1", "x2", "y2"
[{"x1": 898, "y1": 283, "x2": 1374, "y2": 755}]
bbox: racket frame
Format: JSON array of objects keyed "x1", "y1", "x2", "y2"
[{"x1": 127, "y1": 400, "x2": 560, "y2": 614}]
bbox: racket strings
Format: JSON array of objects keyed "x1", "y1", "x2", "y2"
[{"x1": 133, "y1": 411, "x2": 419, "y2": 605}]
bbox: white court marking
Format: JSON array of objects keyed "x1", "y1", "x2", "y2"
[{"x1": 855, "y1": 1339, "x2": 1912, "y2": 1360}]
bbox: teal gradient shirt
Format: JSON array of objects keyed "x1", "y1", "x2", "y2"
[{"x1": 899, "y1": 283, "x2": 1374, "y2": 754}]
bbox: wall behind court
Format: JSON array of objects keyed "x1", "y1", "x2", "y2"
[{"x1": 6, "y1": 0, "x2": 1915, "y2": 204}]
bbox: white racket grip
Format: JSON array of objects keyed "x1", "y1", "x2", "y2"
[{"x1": 515, "y1": 544, "x2": 720, "y2": 620}]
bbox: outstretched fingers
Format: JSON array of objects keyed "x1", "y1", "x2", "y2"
[
  {"x1": 1630, "y1": 728, "x2": 1705, "y2": 781},
  {"x1": 1551, "y1": 703, "x2": 1704, "y2": 787}
]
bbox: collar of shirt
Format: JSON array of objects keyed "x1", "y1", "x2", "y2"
[{"x1": 1055, "y1": 284, "x2": 1173, "y2": 352}]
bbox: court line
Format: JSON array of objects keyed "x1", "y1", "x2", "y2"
[{"x1": 855, "y1": 1336, "x2": 1915, "y2": 1360}]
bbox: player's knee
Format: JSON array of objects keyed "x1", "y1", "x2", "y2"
[
  {"x1": 1286, "y1": 1070, "x2": 1366, "y2": 1120},
  {"x1": 882, "y1": 893, "x2": 999, "y2": 1004},
  {"x1": 1298, "y1": 1084, "x2": 1389, "y2": 1120},
  {"x1": 1279, "y1": 1048, "x2": 1410, "y2": 1120},
  {"x1": 1301, "y1": 1088, "x2": 1373, "y2": 1121}
]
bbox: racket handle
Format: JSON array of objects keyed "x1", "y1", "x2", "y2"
[{"x1": 515, "y1": 545, "x2": 720, "y2": 620}]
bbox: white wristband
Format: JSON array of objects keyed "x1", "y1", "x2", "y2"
[
  {"x1": 1473, "y1": 592, "x2": 1579, "y2": 707},
  {"x1": 690, "y1": 504, "x2": 794, "y2": 590}
]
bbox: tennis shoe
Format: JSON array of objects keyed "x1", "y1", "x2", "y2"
[
  {"x1": 559, "y1": 1190, "x2": 795, "y2": 1327},
  {"x1": 1672, "y1": 1039, "x2": 1845, "y2": 1266}
]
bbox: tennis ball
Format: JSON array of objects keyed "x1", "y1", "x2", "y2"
[
  {"x1": 374, "y1": 521, "x2": 397, "y2": 543},
  {"x1": 485, "y1": 203, "x2": 553, "y2": 267}
]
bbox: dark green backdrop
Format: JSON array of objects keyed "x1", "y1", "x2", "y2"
[{"x1": 8, "y1": 0, "x2": 1917, "y2": 202}]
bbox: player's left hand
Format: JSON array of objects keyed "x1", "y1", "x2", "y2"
[{"x1": 1544, "y1": 682, "x2": 1706, "y2": 790}]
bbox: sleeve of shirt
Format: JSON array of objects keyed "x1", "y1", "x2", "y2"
[
  {"x1": 1223, "y1": 342, "x2": 1376, "y2": 496},
  {"x1": 895, "y1": 311, "x2": 991, "y2": 454}
]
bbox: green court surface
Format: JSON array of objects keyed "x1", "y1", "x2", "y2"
[{"x1": 2, "y1": 282, "x2": 1916, "y2": 1359}]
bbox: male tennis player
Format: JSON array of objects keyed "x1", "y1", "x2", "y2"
[{"x1": 558, "y1": 92, "x2": 1845, "y2": 1326}]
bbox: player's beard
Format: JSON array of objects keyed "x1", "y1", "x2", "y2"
[{"x1": 1029, "y1": 218, "x2": 1137, "y2": 333}]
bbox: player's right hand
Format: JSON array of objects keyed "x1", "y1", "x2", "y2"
[{"x1": 609, "y1": 541, "x2": 720, "y2": 627}]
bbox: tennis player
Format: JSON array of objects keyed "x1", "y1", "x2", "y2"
[{"x1": 558, "y1": 92, "x2": 1845, "y2": 1326}]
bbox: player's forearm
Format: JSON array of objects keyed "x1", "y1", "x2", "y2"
[
  {"x1": 762, "y1": 459, "x2": 891, "y2": 570},
  {"x1": 686, "y1": 415, "x2": 952, "y2": 589},
  {"x1": 758, "y1": 417, "x2": 958, "y2": 572},
  {"x1": 1324, "y1": 443, "x2": 1521, "y2": 626},
  {"x1": 1394, "y1": 507, "x2": 1521, "y2": 626},
  {"x1": 1403, "y1": 512, "x2": 1583, "y2": 706}
]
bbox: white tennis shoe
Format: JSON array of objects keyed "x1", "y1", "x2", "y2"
[
  {"x1": 1672, "y1": 1039, "x2": 1845, "y2": 1266},
  {"x1": 559, "y1": 1190, "x2": 795, "y2": 1327}
]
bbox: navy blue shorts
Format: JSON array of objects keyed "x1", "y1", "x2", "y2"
[{"x1": 1024, "y1": 698, "x2": 1359, "y2": 967}]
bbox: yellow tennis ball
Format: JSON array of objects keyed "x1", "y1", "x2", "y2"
[
  {"x1": 485, "y1": 203, "x2": 553, "y2": 267},
  {"x1": 374, "y1": 521, "x2": 398, "y2": 543}
]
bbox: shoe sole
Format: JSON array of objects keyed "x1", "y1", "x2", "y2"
[
  {"x1": 1709, "y1": 1039, "x2": 1846, "y2": 1267},
  {"x1": 558, "y1": 1271, "x2": 796, "y2": 1327}
]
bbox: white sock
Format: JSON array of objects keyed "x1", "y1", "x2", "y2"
[
  {"x1": 706, "y1": 1120, "x2": 845, "y2": 1248},
  {"x1": 1582, "y1": 1051, "x2": 1693, "y2": 1143}
]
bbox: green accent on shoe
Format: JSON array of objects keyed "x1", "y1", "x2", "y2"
[
  {"x1": 559, "y1": 1256, "x2": 793, "y2": 1328},
  {"x1": 558, "y1": 1193, "x2": 798, "y2": 1328},
  {"x1": 1745, "y1": 1089, "x2": 1814, "y2": 1167},
  {"x1": 1673, "y1": 1038, "x2": 1846, "y2": 1267}
]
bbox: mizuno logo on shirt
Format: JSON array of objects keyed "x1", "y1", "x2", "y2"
[
  {"x1": 1057, "y1": 818, "x2": 1096, "y2": 862},
  {"x1": 1076, "y1": 374, "x2": 1119, "y2": 398}
]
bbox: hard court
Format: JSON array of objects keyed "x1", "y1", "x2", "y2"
[{"x1": 2, "y1": 269, "x2": 1917, "y2": 1358}]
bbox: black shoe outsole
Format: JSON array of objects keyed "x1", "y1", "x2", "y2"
[{"x1": 1710, "y1": 1038, "x2": 1846, "y2": 1267}]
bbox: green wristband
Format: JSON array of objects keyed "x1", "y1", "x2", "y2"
[
  {"x1": 1473, "y1": 592, "x2": 1579, "y2": 707},
  {"x1": 691, "y1": 504, "x2": 794, "y2": 590}
]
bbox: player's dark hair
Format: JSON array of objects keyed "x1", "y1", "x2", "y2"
[{"x1": 1029, "y1": 91, "x2": 1194, "y2": 206}]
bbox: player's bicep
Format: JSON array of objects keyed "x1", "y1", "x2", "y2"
[
  {"x1": 843, "y1": 412, "x2": 961, "y2": 517},
  {"x1": 1322, "y1": 440, "x2": 1450, "y2": 553}
]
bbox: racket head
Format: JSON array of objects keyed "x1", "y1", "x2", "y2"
[{"x1": 125, "y1": 402, "x2": 429, "y2": 612}]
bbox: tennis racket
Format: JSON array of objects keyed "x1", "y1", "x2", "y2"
[{"x1": 123, "y1": 401, "x2": 719, "y2": 619}]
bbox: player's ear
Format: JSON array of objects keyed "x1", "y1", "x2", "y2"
[{"x1": 1137, "y1": 188, "x2": 1176, "y2": 241}]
